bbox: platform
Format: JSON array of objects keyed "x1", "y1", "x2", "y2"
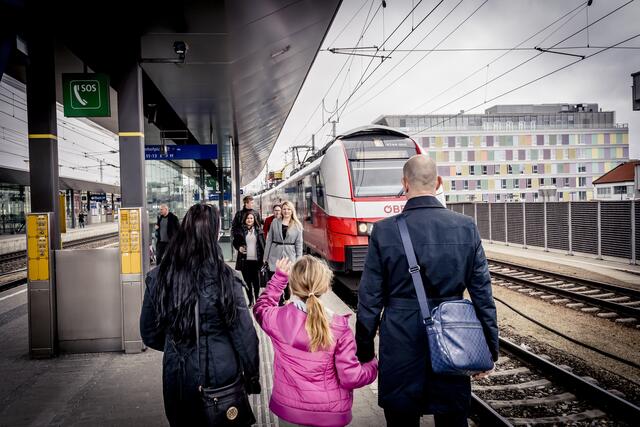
[
  {"x1": 483, "y1": 241, "x2": 640, "y2": 288},
  {"x1": 0, "y1": 274, "x2": 437, "y2": 426},
  {"x1": 0, "y1": 223, "x2": 119, "y2": 255}
]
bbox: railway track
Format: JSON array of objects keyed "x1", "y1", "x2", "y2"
[
  {"x1": 332, "y1": 275, "x2": 640, "y2": 426},
  {"x1": 471, "y1": 337, "x2": 639, "y2": 426},
  {"x1": 488, "y1": 259, "x2": 640, "y2": 328},
  {"x1": 0, "y1": 232, "x2": 119, "y2": 293}
]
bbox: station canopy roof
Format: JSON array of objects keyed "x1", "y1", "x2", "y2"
[{"x1": 14, "y1": 0, "x2": 342, "y2": 186}]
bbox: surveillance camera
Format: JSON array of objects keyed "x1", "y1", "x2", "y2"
[{"x1": 173, "y1": 41, "x2": 188, "y2": 56}]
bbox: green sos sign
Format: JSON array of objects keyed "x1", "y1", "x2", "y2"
[{"x1": 62, "y1": 73, "x2": 111, "y2": 117}]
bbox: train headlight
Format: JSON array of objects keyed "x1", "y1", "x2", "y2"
[{"x1": 357, "y1": 222, "x2": 374, "y2": 236}]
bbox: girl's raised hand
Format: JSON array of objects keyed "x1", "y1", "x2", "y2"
[{"x1": 275, "y1": 257, "x2": 292, "y2": 274}]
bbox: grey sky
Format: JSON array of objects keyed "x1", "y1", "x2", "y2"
[{"x1": 251, "y1": 0, "x2": 640, "y2": 188}]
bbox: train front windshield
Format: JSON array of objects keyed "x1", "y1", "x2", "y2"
[{"x1": 343, "y1": 137, "x2": 417, "y2": 197}]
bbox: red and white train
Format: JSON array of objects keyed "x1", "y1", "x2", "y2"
[{"x1": 256, "y1": 125, "x2": 445, "y2": 272}]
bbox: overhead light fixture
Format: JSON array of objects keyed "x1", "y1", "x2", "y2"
[{"x1": 270, "y1": 45, "x2": 290, "y2": 59}]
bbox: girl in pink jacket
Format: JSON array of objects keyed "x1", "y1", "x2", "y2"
[{"x1": 253, "y1": 256, "x2": 378, "y2": 427}]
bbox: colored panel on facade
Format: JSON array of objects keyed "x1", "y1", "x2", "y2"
[
  {"x1": 455, "y1": 151, "x2": 462, "y2": 161},
  {"x1": 518, "y1": 150, "x2": 525, "y2": 160},
  {"x1": 549, "y1": 135, "x2": 557, "y2": 145},
  {"x1": 604, "y1": 133, "x2": 610, "y2": 144},
  {"x1": 488, "y1": 151, "x2": 494, "y2": 160},
  {"x1": 460, "y1": 136, "x2": 468, "y2": 147},
  {"x1": 500, "y1": 164, "x2": 507, "y2": 174},
  {"x1": 468, "y1": 151, "x2": 475, "y2": 161},
  {"x1": 448, "y1": 137, "x2": 455, "y2": 148},
  {"x1": 568, "y1": 148, "x2": 576, "y2": 159},
  {"x1": 561, "y1": 134, "x2": 569, "y2": 145},
  {"x1": 435, "y1": 137, "x2": 443, "y2": 148},
  {"x1": 486, "y1": 135, "x2": 494, "y2": 147},
  {"x1": 449, "y1": 166, "x2": 456, "y2": 176},
  {"x1": 536, "y1": 135, "x2": 544, "y2": 145},
  {"x1": 472, "y1": 136, "x2": 480, "y2": 147},
  {"x1": 597, "y1": 134, "x2": 604, "y2": 144},
  {"x1": 623, "y1": 147, "x2": 628, "y2": 158},
  {"x1": 556, "y1": 149, "x2": 563, "y2": 160},
  {"x1": 506, "y1": 150, "x2": 513, "y2": 161},
  {"x1": 525, "y1": 164, "x2": 532, "y2": 174},
  {"x1": 421, "y1": 137, "x2": 430, "y2": 148},
  {"x1": 545, "y1": 164, "x2": 552, "y2": 174},
  {"x1": 530, "y1": 149, "x2": 538, "y2": 160},
  {"x1": 543, "y1": 149, "x2": 550, "y2": 160}
]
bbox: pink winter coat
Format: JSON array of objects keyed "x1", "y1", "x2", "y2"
[{"x1": 253, "y1": 270, "x2": 378, "y2": 427}]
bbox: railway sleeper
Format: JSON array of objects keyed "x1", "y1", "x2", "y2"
[
  {"x1": 486, "y1": 391, "x2": 576, "y2": 409},
  {"x1": 509, "y1": 409, "x2": 606, "y2": 426},
  {"x1": 474, "y1": 379, "x2": 551, "y2": 391},
  {"x1": 489, "y1": 367, "x2": 531, "y2": 377}
]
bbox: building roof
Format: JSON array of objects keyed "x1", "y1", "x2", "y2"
[{"x1": 592, "y1": 161, "x2": 640, "y2": 185}]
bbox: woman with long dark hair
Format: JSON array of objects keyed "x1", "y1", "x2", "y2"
[{"x1": 141, "y1": 203, "x2": 261, "y2": 426}]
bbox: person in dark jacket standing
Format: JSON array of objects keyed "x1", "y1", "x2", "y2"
[
  {"x1": 355, "y1": 155, "x2": 498, "y2": 427},
  {"x1": 155, "y1": 204, "x2": 180, "y2": 264},
  {"x1": 233, "y1": 211, "x2": 265, "y2": 306},
  {"x1": 141, "y1": 203, "x2": 261, "y2": 426},
  {"x1": 231, "y1": 196, "x2": 262, "y2": 239}
]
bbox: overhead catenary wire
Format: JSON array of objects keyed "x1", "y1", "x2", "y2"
[
  {"x1": 408, "y1": 0, "x2": 589, "y2": 113},
  {"x1": 288, "y1": 0, "x2": 437, "y2": 153},
  {"x1": 288, "y1": 0, "x2": 381, "y2": 148},
  {"x1": 415, "y1": 0, "x2": 635, "y2": 120},
  {"x1": 335, "y1": 0, "x2": 445, "y2": 120},
  {"x1": 347, "y1": 0, "x2": 489, "y2": 115},
  {"x1": 409, "y1": 31, "x2": 640, "y2": 136}
]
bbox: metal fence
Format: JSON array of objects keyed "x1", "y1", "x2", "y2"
[{"x1": 448, "y1": 201, "x2": 637, "y2": 264}]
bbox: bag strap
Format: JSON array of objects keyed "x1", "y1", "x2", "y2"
[{"x1": 396, "y1": 215, "x2": 433, "y2": 325}]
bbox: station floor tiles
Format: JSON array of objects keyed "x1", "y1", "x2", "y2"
[{"x1": 0, "y1": 283, "x2": 435, "y2": 426}]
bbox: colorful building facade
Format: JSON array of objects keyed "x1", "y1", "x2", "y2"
[{"x1": 375, "y1": 104, "x2": 629, "y2": 202}]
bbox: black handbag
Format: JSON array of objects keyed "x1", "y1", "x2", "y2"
[
  {"x1": 195, "y1": 301, "x2": 256, "y2": 425},
  {"x1": 258, "y1": 264, "x2": 269, "y2": 288}
]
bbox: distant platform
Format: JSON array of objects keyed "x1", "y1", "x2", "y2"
[
  {"x1": 0, "y1": 222, "x2": 119, "y2": 255},
  {"x1": 483, "y1": 241, "x2": 640, "y2": 289}
]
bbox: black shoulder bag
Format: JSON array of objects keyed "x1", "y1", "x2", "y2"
[{"x1": 195, "y1": 301, "x2": 256, "y2": 425}]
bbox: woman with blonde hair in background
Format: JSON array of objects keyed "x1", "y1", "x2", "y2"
[
  {"x1": 264, "y1": 200, "x2": 303, "y2": 302},
  {"x1": 253, "y1": 256, "x2": 378, "y2": 427}
]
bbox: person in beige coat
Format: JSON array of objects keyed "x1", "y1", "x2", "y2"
[{"x1": 264, "y1": 201, "x2": 303, "y2": 302}]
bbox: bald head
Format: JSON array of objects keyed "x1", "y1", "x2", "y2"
[{"x1": 403, "y1": 155, "x2": 438, "y2": 192}]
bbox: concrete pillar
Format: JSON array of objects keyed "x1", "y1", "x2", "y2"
[
  {"x1": 25, "y1": 30, "x2": 59, "y2": 358},
  {"x1": 116, "y1": 63, "x2": 147, "y2": 354}
]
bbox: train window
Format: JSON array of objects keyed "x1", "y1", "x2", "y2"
[
  {"x1": 315, "y1": 173, "x2": 325, "y2": 210},
  {"x1": 305, "y1": 186, "x2": 313, "y2": 223}
]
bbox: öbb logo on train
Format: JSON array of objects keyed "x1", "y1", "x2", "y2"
[{"x1": 384, "y1": 204, "x2": 405, "y2": 214}]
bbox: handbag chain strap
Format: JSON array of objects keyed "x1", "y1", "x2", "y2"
[{"x1": 397, "y1": 215, "x2": 433, "y2": 325}]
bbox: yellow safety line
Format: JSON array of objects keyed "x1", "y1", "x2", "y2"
[
  {"x1": 118, "y1": 132, "x2": 144, "y2": 137},
  {"x1": 28, "y1": 134, "x2": 57, "y2": 140}
]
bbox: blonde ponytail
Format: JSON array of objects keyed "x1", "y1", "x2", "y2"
[{"x1": 289, "y1": 255, "x2": 333, "y2": 352}]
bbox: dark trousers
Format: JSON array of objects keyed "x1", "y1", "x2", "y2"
[
  {"x1": 383, "y1": 409, "x2": 468, "y2": 427},
  {"x1": 156, "y1": 241, "x2": 169, "y2": 265},
  {"x1": 242, "y1": 260, "x2": 261, "y2": 305}
]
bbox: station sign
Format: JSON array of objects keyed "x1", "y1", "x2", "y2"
[
  {"x1": 62, "y1": 73, "x2": 111, "y2": 117},
  {"x1": 90, "y1": 193, "x2": 107, "y2": 202},
  {"x1": 144, "y1": 144, "x2": 217, "y2": 160}
]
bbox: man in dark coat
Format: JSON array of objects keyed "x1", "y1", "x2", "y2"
[
  {"x1": 355, "y1": 155, "x2": 499, "y2": 427},
  {"x1": 155, "y1": 204, "x2": 180, "y2": 264}
]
